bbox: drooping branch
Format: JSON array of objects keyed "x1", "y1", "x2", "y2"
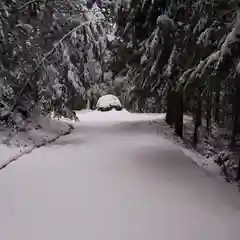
[
  {"x1": 17, "y1": 0, "x2": 41, "y2": 11},
  {"x1": 10, "y1": 19, "x2": 100, "y2": 114},
  {"x1": 0, "y1": 0, "x2": 42, "y2": 12}
]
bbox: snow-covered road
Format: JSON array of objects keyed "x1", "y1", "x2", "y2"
[{"x1": 0, "y1": 111, "x2": 240, "y2": 240}]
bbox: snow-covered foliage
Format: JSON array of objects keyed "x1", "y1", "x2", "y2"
[
  {"x1": 2, "y1": 0, "x2": 240, "y2": 183},
  {"x1": 96, "y1": 94, "x2": 122, "y2": 110},
  {"x1": 112, "y1": 0, "x2": 240, "y2": 182},
  {"x1": 0, "y1": 0, "x2": 115, "y2": 124},
  {"x1": 114, "y1": 0, "x2": 240, "y2": 108}
]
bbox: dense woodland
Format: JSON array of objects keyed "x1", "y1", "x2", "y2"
[{"x1": 1, "y1": 0, "x2": 240, "y2": 182}]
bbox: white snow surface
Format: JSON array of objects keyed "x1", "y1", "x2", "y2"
[
  {"x1": 0, "y1": 110, "x2": 240, "y2": 240},
  {"x1": 76, "y1": 109, "x2": 164, "y2": 123},
  {"x1": 107, "y1": 33, "x2": 116, "y2": 42},
  {"x1": 96, "y1": 94, "x2": 122, "y2": 109},
  {"x1": 0, "y1": 115, "x2": 71, "y2": 168}
]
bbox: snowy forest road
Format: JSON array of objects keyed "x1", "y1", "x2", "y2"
[{"x1": 0, "y1": 111, "x2": 240, "y2": 240}]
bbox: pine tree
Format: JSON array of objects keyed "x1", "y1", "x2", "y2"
[
  {"x1": 0, "y1": 0, "x2": 113, "y2": 123},
  {"x1": 113, "y1": 0, "x2": 240, "y2": 181}
]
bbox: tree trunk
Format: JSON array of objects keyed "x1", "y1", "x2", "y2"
[
  {"x1": 174, "y1": 91, "x2": 184, "y2": 138},
  {"x1": 87, "y1": 99, "x2": 91, "y2": 109},
  {"x1": 165, "y1": 89, "x2": 174, "y2": 126},
  {"x1": 193, "y1": 94, "x2": 202, "y2": 148},
  {"x1": 135, "y1": 98, "x2": 140, "y2": 112},
  {"x1": 137, "y1": 96, "x2": 143, "y2": 112},
  {"x1": 236, "y1": 159, "x2": 240, "y2": 181},
  {"x1": 230, "y1": 78, "x2": 240, "y2": 149},
  {"x1": 214, "y1": 81, "x2": 220, "y2": 124},
  {"x1": 231, "y1": 95, "x2": 238, "y2": 149},
  {"x1": 90, "y1": 98, "x2": 94, "y2": 110},
  {"x1": 100, "y1": 59, "x2": 105, "y2": 83},
  {"x1": 206, "y1": 88, "x2": 212, "y2": 135}
]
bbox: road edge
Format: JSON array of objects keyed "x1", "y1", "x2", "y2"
[{"x1": 0, "y1": 123, "x2": 74, "y2": 171}]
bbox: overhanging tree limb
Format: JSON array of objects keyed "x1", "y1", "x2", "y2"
[{"x1": 10, "y1": 20, "x2": 97, "y2": 114}]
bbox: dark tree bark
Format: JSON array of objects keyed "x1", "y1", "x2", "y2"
[
  {"x1": 206, "y1": 83, "x2": 212, "y2": 135},
  {"x1": 214, "y1": 80, "x2": 220, "y2": 124},
  {"x1": 90, "y1": 98, "x2": 94, "y2": 110},
  {"x1": 230, "y1": 86, "x2": 239, "y2": 149},
  {"x1": 174, "y1": 90, "x2": 184, "y2": 138},
  {"x1": 165, "y1": 88, "x2": 174, "y2": 126},
  {"x1": 230, "y1": 76, "x2": 240, "y2": 149},
  {"x1": 193, "y1": 92, "x2": 202, "y2": 148},
  {"x1": 236, "y1": 159, "x2": 240, "y2": 181}
]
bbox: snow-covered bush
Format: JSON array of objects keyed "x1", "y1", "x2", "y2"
[{"x1": 96, "y1": 94, "x2": 122, "y2": 111}]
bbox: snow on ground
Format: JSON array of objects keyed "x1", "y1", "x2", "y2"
[
  {"x1": 76, "y1": 109, "x2": 165, "y2": 124},
  {"x1": 52, "y1": 110, "x2": 230, "y2": 177},
  {"x1": 0, "y1": 115, "x2": 72, "y2": 169},
  {"x1": 0, "y1": 110, "x2": 240, "y2": 240}
]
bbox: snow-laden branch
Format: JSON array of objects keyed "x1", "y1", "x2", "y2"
[
  {"x1": 0, "y1": 0, "x2": 42, "y2": 12},
  {"x1": 37, "y1": 20, "x2": 96, "y2": 70},
  {"x1": 216, "y1": 12, "x2": 240, "y2": 67},
  {"x1": 17, "y1": 0, "x2": 41, "y2": 11},
  {"x1": 181, "y1": 50, "x2": 220, "y2": 90},
  {"x1": 10, "y1": 19, "x2": 100, "y2": 114}
]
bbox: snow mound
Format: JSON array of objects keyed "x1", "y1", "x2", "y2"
[
  {"x1": 96, "y1": 94, "x2": 122, "y2": 110},
  {"x1": 76, "y1": 109, "x2": 165, "y2": 124}
]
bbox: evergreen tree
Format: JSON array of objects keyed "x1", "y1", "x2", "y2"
[
  {"x1": 0, "y1": 0, "x2": 113, "y2": 122},
  {"x1": 113, "y1": 0, "x2": 240, "y2": 181}
]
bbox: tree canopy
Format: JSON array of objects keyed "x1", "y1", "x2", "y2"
[{"x1": 2, "y1": 0, "x2": 240, "y2": 180}]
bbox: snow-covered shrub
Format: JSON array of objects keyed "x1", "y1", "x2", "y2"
[{"x1": 96, "y1": 94, "x2": 122, "y2": 111}]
